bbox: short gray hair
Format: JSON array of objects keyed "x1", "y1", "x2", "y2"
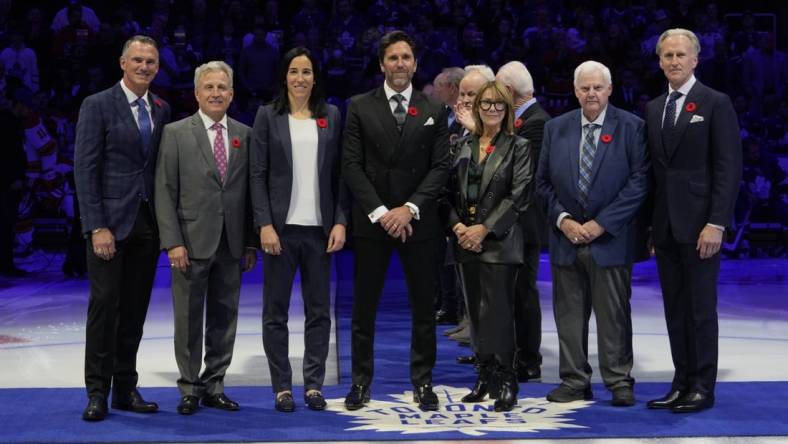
[
  {"x1": 656, "y1": 28, "x2": 701, "y2": 56},
  {"x1": 573, "y1": 60, "x2": 612, "y2": 87},
  {"x1": 121, "y1": 35, "x2": 158, "y2": 57},
  {"x1": 463, "y1": 64, "x2": 496, "y2": 82},
  {"x1": 496, "y1": 61, "x2": 534, "y2": 97},
  {"x1": 441, "y1": 67, "x2": 466, "y2": 87},
  {"x1": 194, "y1": 61, "x2": 234, "y2": 89}
]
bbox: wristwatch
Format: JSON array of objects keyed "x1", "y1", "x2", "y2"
[{"x1": 91, "y1": 228, "x2": 105, "y2": 234}]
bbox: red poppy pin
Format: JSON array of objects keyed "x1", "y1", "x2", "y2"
[
  {"x1": 407, "y1": 106, "x2": 418, "y2": 117},
  {"x1": 514, "y1": 118, "x2": 524, "y2": 128},
  {"x1": 231, "y1": 137, "x2": 241, "y2": 148},
  {"x1": 684, "y1": 102, "x2": 697, "y2": 113},
  {"x1": 600, "y1": 134, "x2": 613, "y2": 144},
  {"x1": 316, "y1": 118, "x2": 328, "y2": 129},
  {"x1": 154, "y1": 98, "x2": 162, "y2": 107},
  {"x1": 484, "y1": 144, "x2": 495, "y2": 154}
]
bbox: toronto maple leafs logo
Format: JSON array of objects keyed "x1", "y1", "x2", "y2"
[{"x1": 326, "y1": 385, "x2": 592, "y2": 436}]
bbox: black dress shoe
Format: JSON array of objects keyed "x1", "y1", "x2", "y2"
[
  {"x1": 202, "y1": 393, "x2": 239, "y2": 411},
  {"x1": 82, "y1": 396, "x2": 108, "y2": 421},
  {"x1": 611, "y1": 386, "x2": 635, "y2": 407},
  {"x1": 671, "y1": 392, "x2": 714, "y2": 413},
  {"x1": 112, "y1": 388, "x2": 158, "y2": 413},
  {"x1": 461, "y1": 374, "x2": 489, "y2": 403},
  {"x1": 646, "y1": 389, "x2": 684, "y2": 409},
  {"x1": 546, "y1": 384, "x2": 593, "y2": 402},
  {"x1": 413, "y1": 384, "x2": 439, "y2": 411},
  {"x1": 275, "y1": 392, "x2": 296, "y2": 412},
  {"x1": 494, "y1": 373, "x2": 519, "y2": 412},
  {"x1": 516, "y1": 366, "x2": 541, "y2": 382},
  {"x1": 344, "y1": 384, "x2": 370, "y2": 410},
  {"x1": 435, "y1": 309, "x2": 458, "y2": 325},
  {"x1": 456, "y1": 355, "x2": 476, "y2": 365},
  {"x1": 177, "y1": 395, "x2": 199, "y2": 415},
  {"x1": 304, "y1": 391, "x2": 327, "y2": 411}
]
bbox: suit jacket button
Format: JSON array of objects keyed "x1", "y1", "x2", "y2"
[
  {"x1": 487, "y1": 192, "x2": 493, "y2": 199},
  {"x1": 481, "y1": 209, "x2": 488, "y2": 215}
]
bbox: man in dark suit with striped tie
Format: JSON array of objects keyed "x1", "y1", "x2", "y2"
[
  {"x1": 342, "y1": 30, "x2": 450, "y2": 412},
  {"x1": 75, "y1": 35, "x2": 171, "y2": 421},
  {"x1": 645, "y1": 28, "x2": 742, "y2": 413}
]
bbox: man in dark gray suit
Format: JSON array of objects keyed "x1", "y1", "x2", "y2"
[
  {"x1": 496, "y1": 61, "x2": 551, "y2": 382},
  {"x1": 537, "y1": 61, "x2": 649, "y2": 407},
  {"x1": 155, "y1": 61, "x2": 256, "y2": 415},
  {"x1": 75, "y1": 35, "x2": 171, "y2": 422}
]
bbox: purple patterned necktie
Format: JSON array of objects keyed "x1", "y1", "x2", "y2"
[{"x1": 211, "y1": 122, "x2": 227, "y2": 182}]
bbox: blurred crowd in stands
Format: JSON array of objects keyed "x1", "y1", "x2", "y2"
[{"x1": 0, "y1": 0, "x2": 786, "y2": 277}]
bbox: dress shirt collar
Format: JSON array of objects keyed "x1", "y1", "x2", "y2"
[
  {"x1": 119, "y1": 79, "x2": 149, "y2": 107},
  {"x1": 383, "y1": 81, "x2": 413, "y2": 104},
  {"x1": 668, "y1": 74, "x2": 696, "y2": 97},
  {"x1": 198, "y1": 109, "x2": 228, "y2": 131},
  {"x1": 515, "y1": 97, "x2": 538, "y2": 119},
  {"x1": 581, "y1": 105, "x2": 607, "y2": 127}
]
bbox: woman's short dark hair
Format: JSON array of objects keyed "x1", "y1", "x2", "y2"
[
  {"x1": 378, "y1": 30, "x2": 417, "y2": 63},
  {"x1": 271, "y1": 46, "x2": 327, "y2": 117}
]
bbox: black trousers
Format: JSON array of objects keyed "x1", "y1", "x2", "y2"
[
  {"x1": 351, "y1": 236, "x2": 437, "y2": 387},
  {"x1": 514, "y1": 242, "x2": 543, "y2": 370},
  {"x1": 655, "y1": 231, "x2": 720, "y2": 395},
  {"x1": 263, "y1": 225, "x2": 331, "y2": 393},
  {"x1": 84, "y1": 204, "x2": 159, "y2": 398},
  {"x1": 458, "y1": 261, "x2": 517, "y2": 367}
]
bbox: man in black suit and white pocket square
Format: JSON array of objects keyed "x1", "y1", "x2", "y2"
[
  {"x1": 645, "y1": 29, "x2": 742, "y2": 413},
  {"x1": 342, "y1": 30, "x2": 450, "y2": 412},
  {"x1": 155, "y1": 61, "x2": 256, "y2": 415},
  {"x1": 75, "y1": 35, "x2": 171, "y2": 421}
]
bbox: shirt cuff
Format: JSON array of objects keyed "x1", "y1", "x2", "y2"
[
  {"x1": 404, "y1": 202, "x2": 420, "y2": 220},
  {"x1": 557, "y1": 212, "x2": 571, "y2": 229},
  {"x1": 368, "y1": 206, "x2": 388, "y2": 223},
  {"x1": 706, "y1": 223, "x2": 725, "y2": 232}
]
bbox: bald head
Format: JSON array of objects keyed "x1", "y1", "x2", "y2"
[{"x1": 458, "y1": 70, "x2": 489, "y2": 109}]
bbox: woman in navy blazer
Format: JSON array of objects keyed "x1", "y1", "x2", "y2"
[
  {"x1": 444, "y1": 81, "x2": 533, "y2": 411},
  {"x1": 249, "y1": 47, "x2": 348, "y2": 412}
]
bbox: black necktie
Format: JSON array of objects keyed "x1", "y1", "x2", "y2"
[
  {"x1": 663, "y1": 91, "x2": 682, "y2": 129},
  {"x1": 392, "y1": 94, "x2": 406, "y2": 132}
]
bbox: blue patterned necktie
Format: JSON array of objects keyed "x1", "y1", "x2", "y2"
[
  {"x1": 578, "y1": 123, "x2": 599, "y2": 208},
  {"x1": 392, "y1": 94, "x2": 406, "y2": 132},
  {"x1": 663, "y1": 91, "x2": 682, "y2": 129},
  {"x1": 135, "y1": 97, "x2": 152, "y2": 153}
]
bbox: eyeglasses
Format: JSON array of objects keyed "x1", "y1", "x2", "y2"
[{"x1": 479, "y1": 100, "x2": 506, "y2": 112}]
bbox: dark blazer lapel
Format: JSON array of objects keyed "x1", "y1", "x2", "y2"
[
  {"x1": 148, "y1": 92, "x2": 165, "y2": 144},
  {"x1": 317, "y1": 114, "x2": 328, "y2": 173},
  {"x1": 455, "y1": 139, "x2": 472, "y2": 212},
  {"x1": 398, "y1": 90, "x2": 424, "y2": 148},
  {"x1": 274, "y1": 112, "x2": 294, "y2": 170},
  {"x1": 480, "y1": 133, "x2": 512, "y2": 197},
  {"x1": 567, "y1": 110, "x2": 582, "y2": 194},
  {"x1": 111, "y1": 85, "x2": 142, "y2": 150},
  {"x1": 588, "y1": 106, "x2": 619, "y2": 186},
  {"x1": 190, "y1": 113, "x2": 221, "y2": 184},
  {"x1": 373, "y1": 87, "x2": 400, "y2": 161},
  {"x1": 667, "y1": 82, "x2": 707, "y2": 163}
]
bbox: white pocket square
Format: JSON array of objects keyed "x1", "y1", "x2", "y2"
[
  {"x1": 423, "y1": 117, "x2": 435, "y2": 126},
  {"x1": 690, "y1": 115, "x2": 704, "y2": 123}
]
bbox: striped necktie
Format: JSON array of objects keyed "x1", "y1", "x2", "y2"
[{"x1": 578, "y1": 123, "x2": 599, "y2": 208}]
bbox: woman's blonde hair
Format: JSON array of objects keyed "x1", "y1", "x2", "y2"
[{"x1": 471, "y1": 80, "x2": 514, "y2": 136}]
